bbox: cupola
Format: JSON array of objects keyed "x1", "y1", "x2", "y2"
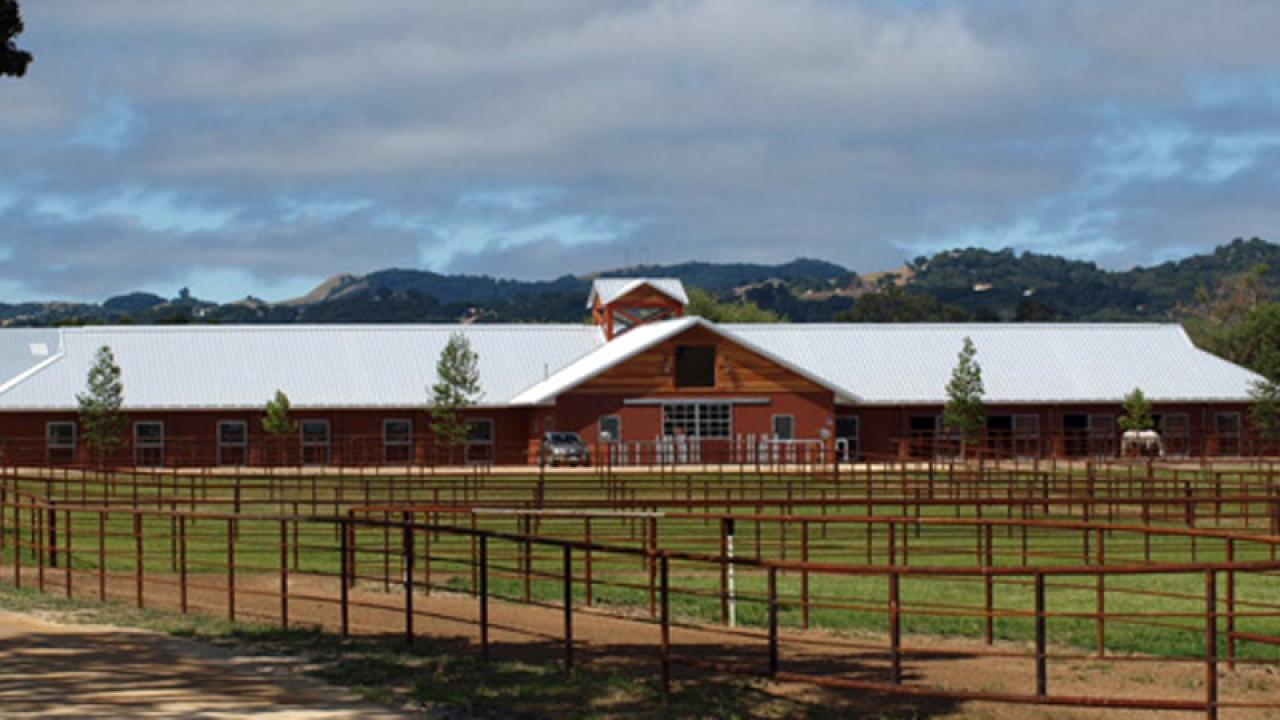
[{"x1": 587, "y1": 277, "x2": 688, "y2": 340}]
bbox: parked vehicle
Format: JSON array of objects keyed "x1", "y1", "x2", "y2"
[{"x1": 540, "y1": 432, "x2": 591, "y2": 466}]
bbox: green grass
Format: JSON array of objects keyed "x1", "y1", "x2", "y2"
[{"x1": 4, "y1": 468, "x2": 1280, "y2": 665}]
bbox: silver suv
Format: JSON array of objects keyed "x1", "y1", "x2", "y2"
[{"x1": 540, "y1": 432, "x2": 591, "y2": 467}]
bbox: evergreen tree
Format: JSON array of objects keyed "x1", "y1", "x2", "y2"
[
  {"x1": 429, "y1": 332, "x2": 482, "y2": 459},
  {"x1": 76, "y1": 345, "x2": 127, "y2": 464},
  {"x1": 262, "y1": 390, "x2": 298, "y2": 435},
  {"x1": 943, "y1": 336, "x2": 985, "y2": 456},
  {"x1": 1118, "y1": 387, "x2": 1155, "y2": 432}
]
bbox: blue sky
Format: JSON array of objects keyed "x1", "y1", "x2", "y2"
[{"x1": 2, "y1": 1, "x2": 1280, "y2": 303}]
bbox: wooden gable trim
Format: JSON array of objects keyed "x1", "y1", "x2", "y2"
[{"x1": 575, "y1": 323, "x2": 828, "y2": 395}]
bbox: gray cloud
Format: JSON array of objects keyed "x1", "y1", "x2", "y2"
[{"x1": 2, "y1": 0, "x2": 1279, "y2": 301}]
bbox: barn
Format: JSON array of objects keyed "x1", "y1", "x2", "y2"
[{"x1": 0, "y1": 278, "x2": 1263, "y2": 466}]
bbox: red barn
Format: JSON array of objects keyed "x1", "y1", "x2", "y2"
[{"x1": 0, "y1": 278, "x2": 1263, "y2": 466}]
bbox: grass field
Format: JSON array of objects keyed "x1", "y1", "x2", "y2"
[{"x1": 3, "y1": 467, "x2": 1279, "y2": 667}]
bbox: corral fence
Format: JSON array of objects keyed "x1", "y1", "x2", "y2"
[{"x1": 2, "y1": 463, "x2": 1280, "y2": 718}]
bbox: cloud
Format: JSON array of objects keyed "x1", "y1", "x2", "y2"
[{"x1": 2, "y1": 0, "x2": 1280, "y2": 299}]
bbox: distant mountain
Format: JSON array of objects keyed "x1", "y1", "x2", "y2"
[{"x1": 4, "y1": 238, "x2": 1278, "y2": 327}]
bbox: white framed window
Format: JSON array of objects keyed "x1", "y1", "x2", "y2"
[
  {"x1": 599, "y1": 415, "x2": 622, "y2": 443},
  {"x1": 300, "y1": 419, "x2": 331, "y2": 465},
  {"x1": 134, "y1": 421, "x2": 164, "y2": 467},
  {"x1": 662, "y1": 403, "x2": 731, "y2": 439},
  {"x1": 384, "y1": 418, "x2": 413, "y2": 464},
  {"x1": 465, "y1": 418, "x2": 494, "y2": 464},
  {"x1": 771, "y1": 414, "x2": 795, "y2": 440},
  {"x1": 47, "y1": 421, "x2": 77, "y2": 463},
  {"x1": 217, "y1": 420, "x2": 248, "y2": 466}
]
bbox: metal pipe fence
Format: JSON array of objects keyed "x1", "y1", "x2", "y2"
[{"x1": 2, "y1": 464, "x2": 1279, "y2": 717}]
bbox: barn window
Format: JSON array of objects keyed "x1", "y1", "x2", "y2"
[
  {"x1": 663, "y1": 403, "x2": 730, "y2": 438},
  {"x1": 771, "y1": 414, "x2": 795, "y2": 440},
  {"x1": 384, "y1": 418, "x2": 413, "y2": 464},
  {"x1": 674, "y1": 345, "x2": 716, "y2": 388},
  {"x1": 1157, "y1": 413, "x2": 1190, "y2": 457},
  {"x1": 465, "y1": 418, "x2": 494, "y2": 464},
  {"x1": 1215, "y1": 412, "x2": 1242, "y2": 456},
  {"x1": 134, "y1": 421, "x2": 164, "y2": 467},
  {"x1": 835, "y1": 415, "x2": 859, "y2": 461},
  {"x1": 46, "y1": 422, "x2": 76, "y2": 464},
  {"x1": 300, "y1": 419, "x2": 331, "y2": 465},
  {"x1": 599, "y1": 415, "x2": 622, "y2": 443},
  {"x1": 217, "y1": 420, "x2": 248, "y2": 466}
]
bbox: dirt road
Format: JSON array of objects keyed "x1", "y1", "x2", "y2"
[{"x1": 0, "y1": 608, "x2": 418, "y2": 719}]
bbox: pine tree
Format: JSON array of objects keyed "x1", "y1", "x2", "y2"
[
  {"x1": 943, "y1": 336, "x2": 985, "y2": 457},
  {"x1": 262, "y1": 390, "x2": 298, "y2": 435},
  {"x1": 77, "y1": 345, "x2": 127, "y2": 464},
  {"x1": 429, "y1": 332, "x2": 482, "y2": 460},
  {"x1": 1118, "y1": 387, "x2": 1155, "y2": 432}
]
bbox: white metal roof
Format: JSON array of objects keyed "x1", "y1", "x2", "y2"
[
  {"x1": 0, "y1": 321, "x2": 1259, "y2": 411},
  {"x1": 0, "y1": 325, "x2": 603, "y2": 410},
  {"x1": 728, "y1": 323, "x2": 1263, "y2": 405},
  {"x1": 587, "y1": 278, "x2": 689, "y2": 308}
]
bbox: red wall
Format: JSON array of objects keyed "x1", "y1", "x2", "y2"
[
  {"x1": 0, "y1": 407, "x2": 535, "y2": 467},
  {"x1": 0, "y1": 400, "x2": 1256, "y2": 467},
  {"x1": 837, "y1": 402, "x2": 1255, "y2": 459}
]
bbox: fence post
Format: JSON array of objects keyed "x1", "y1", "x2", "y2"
[
  {"x1": 1206, "y1": 569, "x2": 1219, "y2": 720},
  {"x1": 36, "y1": 505, "x2": 44, "y2": 592},
  {"x1": 767, "y1": 566, "x2": 779, "y2": 677},
  {"x1": 479, "y1": 534, "x2": 490, "y2": 662},
  {"x1": 584, "y1": 517, "x2": 593, "y2": 608},
  {"x1": 226, "y1": 517, "x2": 236, "y2": 622},
  {"x1": 97, "y1": 511, "x2": 106, "y2": 601},
  {"x1": 659, "y1": 552, "x2": 671, "y2": 703},
  {"x1": 133, "y1": 513, "x2": 143, "y2": 608},
  {"x1": 889, "y1": 570, "x2": 902, "y2": 684},
  {"x1": 178, "y1": 514, "x2": 187, "y2": 613},
  {"x1": 403, "y1": 512, "x2": 414, "y2": 645},
  {"x1": 563, "y1": 545, "x2": 574, "y2": 671},
  {"x1": 1035, "y1": 571, "x2": 1047, "y2": 697},
  {"x1": 62, "y1": 509, "x2": 72, "y2": 599},
  {"x1": 1226, "y1": 539, "x2": 1236, "y2": 670},
  {"x1": 280, "y1": 519, "x2": 289, "y2": 629},
  {"x1": 12, "y1": 498, "x2": 20, "y2": 590},
  {"x1": 339, "y1": 517, "x2": 350, "y2": 637}
]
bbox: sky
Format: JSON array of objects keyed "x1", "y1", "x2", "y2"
[{"x1": 2, "y1": 1, "x2": 1280, "y2": 303}]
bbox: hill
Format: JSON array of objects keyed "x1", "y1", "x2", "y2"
[{"x1": 6, "y1": 237, "x2": 1279, "y2": 328}]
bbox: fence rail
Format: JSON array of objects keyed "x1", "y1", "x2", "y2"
[{"x1": 2, "y1": 462, "x2": 1279, "y2": 717}]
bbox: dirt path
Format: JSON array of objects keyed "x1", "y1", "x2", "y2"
[
  {"x1": 0, "y1": 608, "x2": 419, "y2": 719},
  {"x1": 4, "y1": 567, "x2": 1280, "y2": 719}
]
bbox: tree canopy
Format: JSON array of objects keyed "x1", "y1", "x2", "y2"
[
  {"x1": 1, "y1": 0, "x2": 32, "y2": 77},
  {"x1": 1118, "y1": 388, "x2": 1155, "y2": 432},
  {"x1": 262, "y1": 390, "x2": 299, "y2": 435},
  {"x1": 685, "y1": 288, "x2": 783, "y2": 323},
  {"x1": 429, "y1": 332, "x2": 482, "y2": 453},
  {"x1": 77, "y1": 345, "x2": 127, "y2": 463},
  {"x1": 942, "y1": 336, "x2": 985, "y2": 453}
]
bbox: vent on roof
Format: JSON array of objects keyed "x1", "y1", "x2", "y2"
[{"x1": 28, "y1": 343, "x2": 49, "y2": 357}]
